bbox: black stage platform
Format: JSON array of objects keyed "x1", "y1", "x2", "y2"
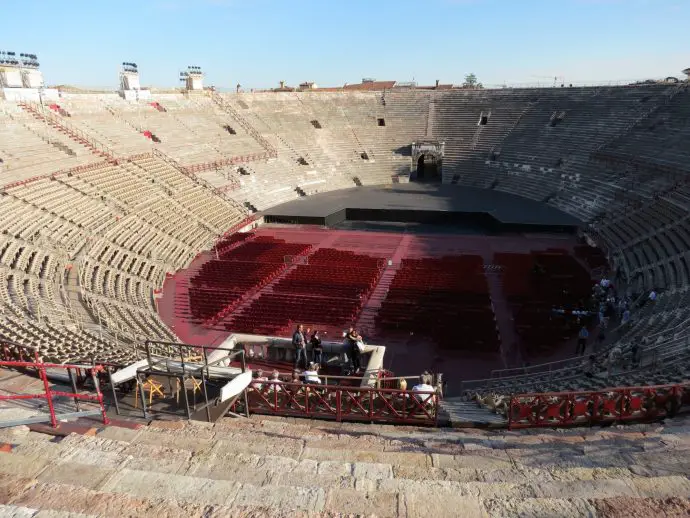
[{"x1": 263, "y1": 184, "x2": 581, "y2": 233}]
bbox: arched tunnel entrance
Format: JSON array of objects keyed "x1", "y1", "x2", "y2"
[
  {"x1": 416, "y1": 154, "x2": 441, "y2": 182},
  {"x1": 411, "y1": 140, "x2": 444, "y2": 183}
]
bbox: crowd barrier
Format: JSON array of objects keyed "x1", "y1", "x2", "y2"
[{"x1": 508, "y1": 382, "x2": 690, "y2": 429}]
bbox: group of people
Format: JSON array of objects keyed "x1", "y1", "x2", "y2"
[
  {"x1": 575, "y1": 273, "x2": 653, "y2": 379},
  {"x1": 582, "y1": 336, "x2": 644, "y2": 380},
  {"x1": 292, "y1": 324, "x2": 365, "y2": 374},
  {"x1": 292, "y1": 324, "x2": 324, "y2": 369},
  {"x1": 575, "y1": 276, "x2": 637, "y2": 356}
]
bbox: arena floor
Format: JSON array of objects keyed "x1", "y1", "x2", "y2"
[{"x1": 158, "y1": 225, "x2": 587, "y2": 394}]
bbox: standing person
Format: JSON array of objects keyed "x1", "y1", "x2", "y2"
[
  {"x1": 347, "y1": 327, "x2": 362, "y2": 373},
  {"x1": 310, "y1": 329, "x2": 323, "y2": 366},
  {"x1": 292, "y1": 324, "x2": 307, "y2": 370},
  {"x1": 576, "y1": 325, "x2": 589, "y2": 356},
  {"x1": 648, "y1": 289, "x2": 657, "y2": 305},
  {"x1": 630, "y1": 339, "x2": 642, "y2": 369},
  {"x1": 620, "y1": 306, "x2": 631, "y2": 331},
  {"x1": 606, "y1": 345, "x2": 623, "y2": 379}
]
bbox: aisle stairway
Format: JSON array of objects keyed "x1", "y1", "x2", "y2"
[
  {"x1": 355, "y1": 234, "x2": 411, "y2": 337},
  {"x1": 1, "y1": 414, "x2": 689, "y2": 517}
]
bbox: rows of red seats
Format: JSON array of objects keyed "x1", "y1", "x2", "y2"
[
  {"x1": 495, "y1": 249, "x2": 594, "y2": 356},
  {"x1": 376, "y1": 256, "x2": 500, "y2": 352},
  {"x1": 227, "y1": 248, "x2": 384, "y2": 336},
  {"x1": 187, "y1": 238, "x2": 312, "y2": 324},
  {"x1": 213, "y1": 232, "x2": 253, "y2": 256}
]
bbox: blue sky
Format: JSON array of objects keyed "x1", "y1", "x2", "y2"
[{"x1": 2, "y1": 0, "x2": 688, "y2": 89}]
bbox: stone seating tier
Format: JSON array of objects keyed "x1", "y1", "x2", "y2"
[{"x1": 0, "y1": 415, "x2": 689, "y2": 517}]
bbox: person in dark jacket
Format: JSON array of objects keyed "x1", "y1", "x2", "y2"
[
  {"x1": 292, "y1": 324, "x2": 307, "y2": 370},
  {"x1": 346, "y1": 327, "x2": 362, "y2": 373},
  {"x1": 310, "y1": 330, "x2": 323, "y2": 366}
]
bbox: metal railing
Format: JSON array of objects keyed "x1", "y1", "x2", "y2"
[
  {"x1": 462, "y1": 326, "x2": 690, "y2": 392},
  {"x1": 107, "y1": 340, "x2": 248, "y2": 421},
  {"x1": 481, "y1": 341, "x2": 690, "y2": 398},
  {"x1": 237, "y1": 379, "x2": 438, "y2": 426},
  {"x1": 0, "y1": 341, "x2": 110, "y2": 429},
  {"x1": 151, "y1": 148, "x2": 249, "y2": 215},
  {"x1": 19, "y1": 101, "x2": 116, "y2": 159},
  {"x1": 508, "y1": 382, "x2": 689, "y2": 429},
  {"x1": 183, "y1": 153, "x2": 272, "y2": 174},
  {"x1": 209, "y1": 92, "x2": 277, "y2": 158}
]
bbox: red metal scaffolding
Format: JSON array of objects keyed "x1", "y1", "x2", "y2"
[{"x1": 0, "y1": 342, "x2": 110, "y2": 429}]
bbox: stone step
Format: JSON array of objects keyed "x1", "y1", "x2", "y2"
[
  {"x1": 5, "y1": 425, "x2": 690, "y2": 494},
  {"x1": 13, "y1": 430, "x2": 684, "y2": 490},
  {"x1": 0, "y1": 504, "x2": 96, "y2": 518},
  {"x1": 0, "y1": 473, "x2": 221, "y2": 518},
  {"x1": 439, "y1": 399, "x2": 508, "y2": 427},
  {"x1": 131, "y1": 416, "x2": 675, "y2": 457},
  {"x1": 1, "y1": 449, "x2": 690, "y2": 518},
  {"x1": 2, "y1": 415, "x2": 689, "y2": 517}
]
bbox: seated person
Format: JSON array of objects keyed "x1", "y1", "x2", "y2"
[
  {"x1": 254, "y1": 369, "x2": 268, "y2": 391},
  {"x1": 303, "y1": 363, "x2": 322, "y2": 384},
  {"x1": 265, "y1": 370, "x2": 283, "y2": 393},
  {"x1": 411, "y1": 373, "x2": 436, "y2": 406}
]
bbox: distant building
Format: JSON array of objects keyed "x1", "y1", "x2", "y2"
[
  {"x1": 273, "y1": 80, "x2": 295, "y2": 92},
  {"x1": 298, "y1": 81, "x2": 318, "y2": 91},
  {"x1": 343, "y1": 79, "x2": 397, "y2": 91}
]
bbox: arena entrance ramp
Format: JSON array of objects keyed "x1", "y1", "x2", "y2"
[{"x1": 190, "y1": 370, "x2": 252, "y2": 422}]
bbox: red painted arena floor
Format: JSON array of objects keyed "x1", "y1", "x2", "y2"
[{"x1": 157, "y1": 225, "x2": 588, "y2": 392}]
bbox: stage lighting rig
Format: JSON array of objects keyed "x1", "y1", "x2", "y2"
[
  {"x1": 122, "y1": 62, "x2": 139, "y2": 73},
  {"x1": 180, "y1": 65, "x2": 204, "y2": 90}
]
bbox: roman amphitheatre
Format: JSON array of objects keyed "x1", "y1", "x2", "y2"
[{"x1": 0, "y1": 58, "x2": 689, "y2": 517}]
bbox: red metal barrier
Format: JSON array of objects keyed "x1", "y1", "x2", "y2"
[
  {"x1": 0, "y1": 343, "x2": 110, "y2": 428},
  {"x1": 237, "y1": 380, "x2": 438, "y2": 426},
  {"x1": 508, "y1": 383, "x2": 690, "y2": 429}
]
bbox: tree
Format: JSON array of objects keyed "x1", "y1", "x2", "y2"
[{"x1": 462, "y1": 73, "x2": 483, "y2": 89}]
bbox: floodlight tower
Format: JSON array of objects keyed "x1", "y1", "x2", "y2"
[
  {"x1": 119, "y1": 62, "x2": 150, "y2": 100},
  {"x1": 180, "y1": 65, "x2": 204, "y2": 91},
  {"x1": 0, "y1": 51, "x2": 43, "y2": 88},
  {"x1": 0, "y1": 50, "x2": 56, "y2": 101},
  {"x1": 120, "y1": 62, "x2": 141, "y2": 91},
  {"x1": 19, "y1": 53, "x2": 43, "y2": 88}
]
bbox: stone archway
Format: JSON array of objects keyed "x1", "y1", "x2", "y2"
[
  {"x1": 417, "y1": 154, "x2": 440, "y2": 181},
  {"x1": 411, "y1": 139, "x2": 444, "y2": 182}
]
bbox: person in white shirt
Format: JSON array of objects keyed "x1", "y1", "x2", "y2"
[
  {"x1": 303, "y1": 363, "x2": 322, "y2": 384},
  {"x1": 411, "y1": 373, "x2": 436, "y2": 406},
  {"x1": 649, "y1": 290, "x2": 657, "y2": 303}
]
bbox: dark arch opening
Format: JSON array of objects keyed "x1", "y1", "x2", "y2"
[{"x1": 416, "y1": 154, "x2": 440, "y2": 182}]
